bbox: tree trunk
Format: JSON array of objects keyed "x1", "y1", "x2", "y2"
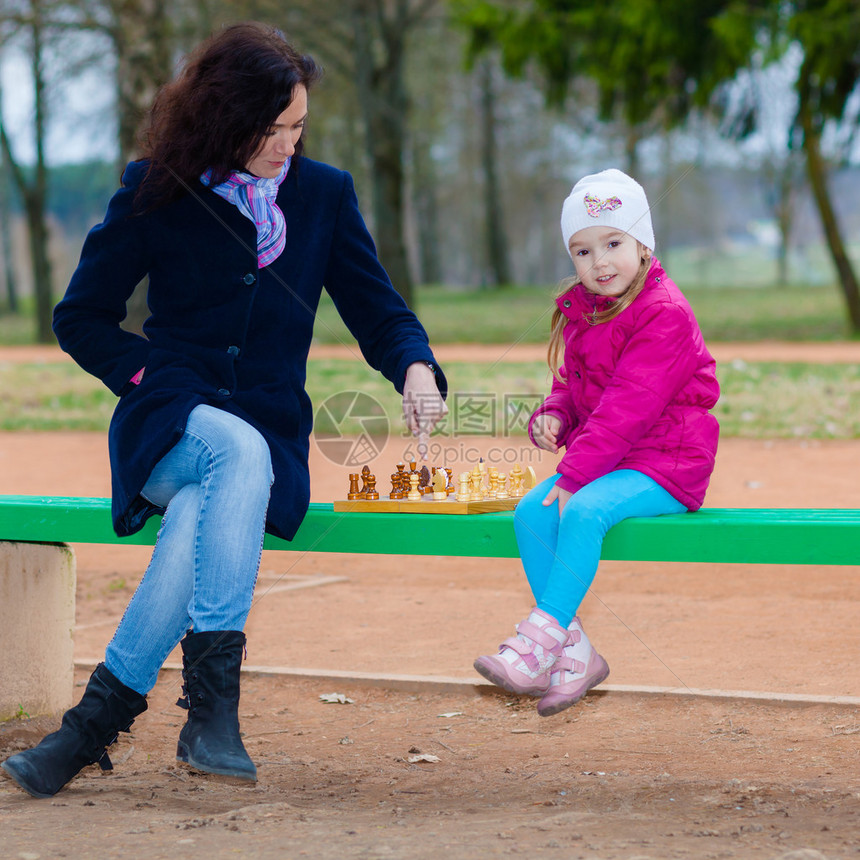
[
  {"x1": 478, "y1": 57, "x2": 511, "y2": 288},
  {"x1": 107, "y1": 0, "x2": 174, "y2": 334},
  {"x1": 410, "y1": 132, "x2": 442, "y2": 285},
  {"x1": 0, "y1": 6, "x2": 55, "y2": 342},
  {"x1": 350, "y1": 1, "x2": 414, "y2": 306},
  {"x1": 110, "y1": 0, "x2": 173, "y2": 168},
  {"x1": 0, "y1": 148, "x2": 19, "y2": 313},
  {"x1": 798, "y1": 70, "x2": 860, "y2": 333},
  {"x1": 774, "y1": 166, "x2": 793, "y2": 288},
  {"x1": 24, "y1": 186, "x2": 53, "y2": 342},
  {"x1": 624, "y1": 125, "x2": 641, "y2": 179},
  {"x1": 30, "y1": 14, "x2": 53, "y2": 343}
]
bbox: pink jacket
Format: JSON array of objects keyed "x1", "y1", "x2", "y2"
[{"x1": 528, "y1": 258, "x2": 719, "y2": 510}]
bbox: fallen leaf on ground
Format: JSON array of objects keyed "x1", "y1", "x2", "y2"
[
  {"x1": 408, "y1": 753, "x2": 441, "y2": 764},
  {"x1": 319, "y1": 693, "x2": 354, "y2": 704}
]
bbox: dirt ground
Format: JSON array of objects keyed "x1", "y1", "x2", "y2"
[{"x1": 1, "y1": 343, "x2": 859, "y2": 859}]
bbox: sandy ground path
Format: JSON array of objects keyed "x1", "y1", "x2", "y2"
[
  {"x1": 1, "y1": 342, "x2": 858, "y2": 859},
  {"x1": 2, "y1": 340, "x2": 860, "y2": 365}
]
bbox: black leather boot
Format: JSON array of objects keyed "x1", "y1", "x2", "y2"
[
  {"x1": 175, "y1": 630, "x2": 257, "y2": 781},
  {"x1": 1, "y1": 663, "x2": 147, "y2": 798}
]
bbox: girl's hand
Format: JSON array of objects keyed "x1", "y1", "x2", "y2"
[
  {"x1": 403, "y1": 361, "x2": 448, "y2": 460},
  {"x1": 542, "y1": 482, "x2": 573, "y2": 513},
  {"x1": 531, "y1": 413, "x2": 562, "y2": 453}
]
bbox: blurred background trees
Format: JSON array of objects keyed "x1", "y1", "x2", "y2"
[{"x1": 1, "y1": 0, "x2": 859, "y2": 341}]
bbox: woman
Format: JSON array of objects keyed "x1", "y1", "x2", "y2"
[{"x1": 2, "y1": 22, "x2": 447, "y2": 797}]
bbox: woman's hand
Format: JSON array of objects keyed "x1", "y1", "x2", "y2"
[
  {"x1": 531, "y1": 413, "x2": 562, "y2": 453},
  {"x1": 403, "y1": 362, "x2": 448, "y2": 460},
  {"x1": 542, "y1": 482, "x2": 572, "y2": 513}
]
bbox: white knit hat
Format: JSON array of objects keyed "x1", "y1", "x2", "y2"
[{"x1": 560, "y1": 168, "x2": 654, "y2": 254}]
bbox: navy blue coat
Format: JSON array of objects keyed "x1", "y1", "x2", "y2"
[{"x1": 53, "y1": 157, "x2": 445, "y2": 540}]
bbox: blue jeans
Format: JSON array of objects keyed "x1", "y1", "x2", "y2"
[
  {"x1": 105, "y1": 405, "x2": 274, "y2": 695},
  {"x1": 513, "y1": 470, "x2": 686, "y2": 627}
]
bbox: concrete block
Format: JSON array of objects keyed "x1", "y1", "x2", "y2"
[{"x1": 0, "y1": 542, "x2": 76, "y2": 720}]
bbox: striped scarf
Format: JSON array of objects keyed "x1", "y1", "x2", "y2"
[{"x1": 201, "y1": 159, "x2": 290, "y2": 268}]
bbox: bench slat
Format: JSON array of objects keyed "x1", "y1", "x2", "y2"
[{"x1": 0, "y1": 495, "x2": 857, "y2": 565}]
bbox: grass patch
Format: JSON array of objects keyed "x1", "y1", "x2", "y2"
[
  {"x1": 0, "y1": 362, "x2": 117, "y2": 430},
  {"x1": 685, "y1": 286, "x2": 851, "y2": 342},
  {"x1": 2, "y1": 358, "x2": 857, "y2": 439},
  {"x1": 714, "y1": 360, "x2": 860, "y2": 439},
  {"x1": 310, "y1": 281, "x2": 854, "y2": 346},
  {"x1": 0, "y1": 310, "x2": 40, "y2": 345},
  {"x1": 1, "y1": 280, "x2": 854, "y2": 349}
]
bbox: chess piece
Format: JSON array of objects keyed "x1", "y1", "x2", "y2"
[
  {"x1": 488, "y1": 467, "x2": 499, "y2": 499},
  {"x1": 524, "y1": 466, "x2": 537, "y2": 491},
  {"x1": 389, "y1": 472, "x2": 403, "y2": 499},
  {"x1": 364, "y1": 473, "x2": 379, "y2": 500},
  {"x1": 456, "y1": 471, "x2": 471, "y2": 502},
  {"x1": 359, "y1": 465, "x2": 371, "y2": 496},
  {"x1": 407, "y1": 473, "x2": 422, "y2": 501},
  {"x1": 431, "y1": 470, "x2": 448, "y2": 500},
  {"x1": 496, "y1": 472, "x2": 508, "y2": 499},
  {"x1": 509, "y1": 463, "x2": 524, "y2": 498},
  {"x1": 393, "y1": 463, "x2": 408, "y2": 498},
  {"x1": 470, "y1": 464, "x2": 483, "y2": 501},
  {"x1": 347, "y1": 473, "x2": 361, "y2": 500},
  {"x1": 444, "y1": 468, "x2": 455, "y2": 495},
  {"x1": 419, "y1": 465, "x2": 432, "y2": 495}
]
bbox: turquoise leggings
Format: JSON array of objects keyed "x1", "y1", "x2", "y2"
[{"x1": 513, "y1": 470, "x2": 686, "y2": 627}]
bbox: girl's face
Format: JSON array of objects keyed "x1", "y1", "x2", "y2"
[
  {"x1": 568, "y1": 226, "x2": 648, "y2": 297},
  {"x1": 245, "y1": 85, "x2": 308, "y2": 178}
]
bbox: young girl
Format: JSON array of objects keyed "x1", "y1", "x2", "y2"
[
  {"x1": 474, "y1": 168, "x2": 719, "y2": 717},
  {"x1": 2, "y1": 23, "x2": 446, "y2": 798}
]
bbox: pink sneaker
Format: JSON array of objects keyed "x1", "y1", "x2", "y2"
[
  {"x1": 474, "y1": 608, "x2": 568, "y2": 696},
  {"x1": 537, "y1": 617, "x2": 610, "y2": 717}
]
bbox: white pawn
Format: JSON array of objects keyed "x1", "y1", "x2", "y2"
[
  {"x1": 488, "y1": 467, "x2": 499, "y2": 499},
  {"x1": 456, "y1": 471, "x2": 472, "y2": 502}
]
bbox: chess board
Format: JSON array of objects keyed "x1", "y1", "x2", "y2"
[
  {"x1": 336, "y1": 460, "x2": 535, "y2": 514},
  {"x1": 333, "y1": 496, "x2": 520, "y2": 515}
]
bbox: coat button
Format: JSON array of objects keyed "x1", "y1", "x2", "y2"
[
  {"x1": 227, "y1": 345, "x2": 240, "y2": 357},
  {"x1": 243, "y1": 272, "x2": 256, "y2": 286},
  {"x1": 563, "y1": 299, "x2": 572, "y2": 308},
  {"x1": 217, "y1": 388, "x2": 231, "y2": 397}
]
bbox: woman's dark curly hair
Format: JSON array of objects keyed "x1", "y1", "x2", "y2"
[{"x1": 137, "y1": 22, "x2": 321, "y2": 206}]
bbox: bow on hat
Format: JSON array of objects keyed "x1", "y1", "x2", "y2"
[{"x1": 584, "y1": 193, "x2": 622, "y2": 218}]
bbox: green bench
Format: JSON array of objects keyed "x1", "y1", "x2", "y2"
[
  {"x1": 1, "y1": 494, "x2": 857, "y2": 719},
  {"x1": 1, "y1": 494, "x2": 858, "y2": 565}
]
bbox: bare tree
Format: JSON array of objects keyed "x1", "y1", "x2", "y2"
[
  {"x1": 226, "y1": 0, "x2": 442, "y2": 306},
  {"x1": 106, "y1": 0, "x2": 174, "y2": 167},
  {"x1": 0, "y1": 79, "x2": 19, "y2": 312},
  {"x1": 0, "y1": 0, "x2": 54, "y2": 341},
  {"x1": 476, "y1": 54, "x2": 511, "y2": 287}
]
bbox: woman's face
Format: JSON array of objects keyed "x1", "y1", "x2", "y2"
[{"x1": 245, "y1": 85, "x2": 308, "y2": 178}]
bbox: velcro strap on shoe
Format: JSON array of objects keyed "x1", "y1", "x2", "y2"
[
  {"x1": 568, "y1": 629, "x2": 582, "y2": 645},
  {"x1": 554, "y1": 655, "x2": 586, "y2": 674},
  {"x1": 516, "y1": 620, "x2": 561, "y2": 651},
  {"x1": 97, "y1": 750, "x2": 114, "y2": 772},
  {"x1": 500, "y1": 636, "x2": 532, "y2": 656}
]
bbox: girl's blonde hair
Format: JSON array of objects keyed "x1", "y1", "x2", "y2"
[{"x1": 547, "y1": 245, "x2": 652, "y2": 381}]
